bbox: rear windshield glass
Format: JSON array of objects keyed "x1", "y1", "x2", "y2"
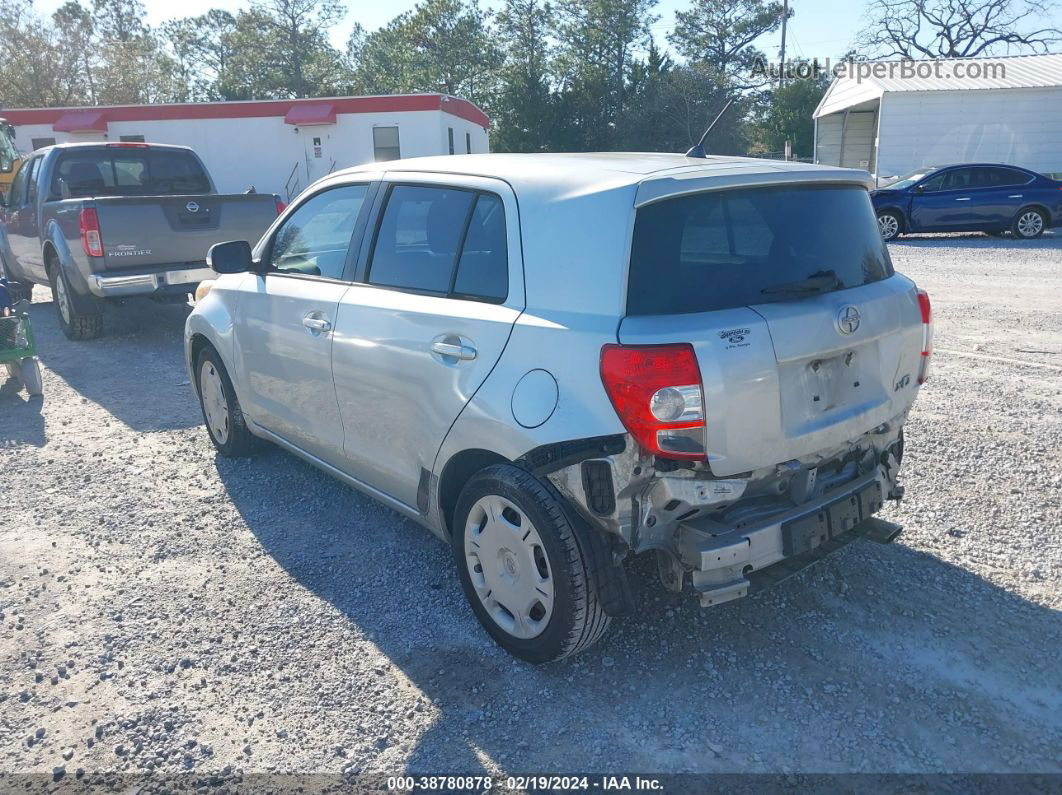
[
  {"x1": 627, "y1": 185, "x2": 893, "y2": 316},
  {"x1": 52, "y1": 149, "x2": 211, "y2": 198}
]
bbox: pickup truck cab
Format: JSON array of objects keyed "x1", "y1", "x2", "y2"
[
  {"x1": 187, "y1": 153, "x2": 931, "y2": 662},
  {"x1": 0, "y1": 142, "x2": 282, "y2": 340}
]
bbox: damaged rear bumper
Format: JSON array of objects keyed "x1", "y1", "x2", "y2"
[{"x1": 677, "y1": 468, "x2": 901, "y2": 606}]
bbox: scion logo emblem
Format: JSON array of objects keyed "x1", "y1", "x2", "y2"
[
  {"x1": 836, "y1": 305, "x2": 861, "y2": 335},
  {"x1": 185, "y1": 201, "x2": 200, "y2": 213}
]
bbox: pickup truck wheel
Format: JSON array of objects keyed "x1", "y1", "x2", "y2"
[
  {"x1": 1012, "y1": 208, "x2": 1046, "y2": 239},
  {"x1": 49, "y1": 266, "x2": 102, "y2": 341},
  {"x1": 452, "y1": 464, "x2": 611, "y2": 663},
  {"x1": 196, "y1": 347, "x2": 257, "y2": 457}
]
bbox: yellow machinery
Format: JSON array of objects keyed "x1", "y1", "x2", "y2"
[{"x1": 0, "y1": 118, "x2": 22, "y2": 194}]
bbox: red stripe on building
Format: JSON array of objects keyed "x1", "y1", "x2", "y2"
[{"x1": 2, "y1": 94, "x2": 489, "y2": 130}]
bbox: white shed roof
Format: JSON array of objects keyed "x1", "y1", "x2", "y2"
[{"x1": 815, "y1": 53, "x2": 1062, "y2": 117}]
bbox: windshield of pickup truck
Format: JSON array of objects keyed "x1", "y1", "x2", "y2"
[
  {"x1": 627, "y1": 184, "x2": 894, "y2": 316},
  {"x1": 51, "y1": 149, "x2": 211, "y2": 198}
]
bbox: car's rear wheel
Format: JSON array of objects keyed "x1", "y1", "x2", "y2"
[
  {"x1": 195, "y1": 346, "x2": 257, "y2": 457},
  {"x1": 1012, "y1": 208, "x2": 1046, "y2": 239},
  {"x1": 877, "y1": 211, "x2": 902, "y2": 241},
  {"x1": 452, "y1": 464, "x2": 610, "y2": 663},
  {"x1": 49, "y1": 265, "x2": 102, "y2": 341}
]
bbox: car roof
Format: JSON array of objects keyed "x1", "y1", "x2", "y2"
[
  {"x1": 336, "y1": 152, "x2": 873, "y2": 198},
  {"x1": 929, "y1": 163, "x2": 1034, "y2": 171}
]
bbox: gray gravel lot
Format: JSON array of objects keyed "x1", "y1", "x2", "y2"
[{"x1": 1, "y1": 232, "x2": 1060, "y2": 780}]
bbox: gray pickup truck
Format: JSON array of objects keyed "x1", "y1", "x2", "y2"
[{"x1": 0, "y1": 142, "x2": 282, "y2": 340}]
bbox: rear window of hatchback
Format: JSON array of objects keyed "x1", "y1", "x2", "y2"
[{"x1": 627, "y1": 184, "x2": 894, "y2": 316}]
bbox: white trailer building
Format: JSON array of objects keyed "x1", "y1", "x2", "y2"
[
  {"x1": 813, "y1": 53, "x2": 1062, "y2": 182},
  {"x1": 3, "y1": 94, "x2": 490, "y2": 199}
]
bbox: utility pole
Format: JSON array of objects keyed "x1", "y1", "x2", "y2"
[{"x1": 779, "y1": 0, "x2": 789, "y2": 87}]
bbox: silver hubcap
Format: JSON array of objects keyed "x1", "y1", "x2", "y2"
[
  {"x1": 878, "y1": 214, "x2": 899, "y2": 239},
  {"x1": 55, "y1": 274, "x2": 71, "y2": 324},
  {"x1": 464, "y1": 495, "x2": 554, "y2": 639},
  {"x1": 199, "y1": 360, "x2": 230, "y2": 445},
  {"x1": 1017, "y1": 211, "x2": 1043, "y2": 237}
]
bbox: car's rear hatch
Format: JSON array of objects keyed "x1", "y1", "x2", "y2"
[{"x1": 619, "y1": 177, "x2": 926, "y2": 477}]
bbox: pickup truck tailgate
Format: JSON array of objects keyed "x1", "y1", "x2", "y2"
[{"x1": 93, "y1": 194, "x2": 277, "y2": 270}]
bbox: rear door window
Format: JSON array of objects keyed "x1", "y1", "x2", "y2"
[
  {"x1": 368, "y1": 185, "x2": 508, "y2": 302},
  {"x1": 985, "y1": 167, "x2": 1032, "y2": 187},
  {"x1": 628, "y1": 185, "x2": 893, "y2": 316}
]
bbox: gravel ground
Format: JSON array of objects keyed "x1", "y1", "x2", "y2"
[{"x1": 1, "y1": 232, "x2": 1060, "y2": 782}]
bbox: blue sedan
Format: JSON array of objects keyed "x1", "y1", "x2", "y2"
[{"x1": 871, "y1": 163, "x2": 1062, "y2": 241}]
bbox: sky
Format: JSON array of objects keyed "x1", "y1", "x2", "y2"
[{"x1": 29, "y1": 0, "x2": 871, "y2": 61}]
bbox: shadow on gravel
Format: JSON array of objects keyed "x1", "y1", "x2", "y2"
[
  {"x1": 891, "y1": 231, "x2": 1060, "y2": 249},
  {"x1": 218, "y1": 447, "x2": 1062, "y2": 774},
  {"x1": 30, "y1": 294, "x2": 201, "y2": 432},
  {"x1": 0, "y1": 379, "x2": 45, "y2": 447}
]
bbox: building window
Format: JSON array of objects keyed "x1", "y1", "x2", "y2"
[
  {"x1": 466, "y1": 132, "x2": 472, "y2": 154},
  {"x1": 31, "y1": 137, "x2": 56, "y2": 150},
  {"x1": 372, "y1": 126, "x2": 401, "y2": 162},
  {"x1": 119, "y1": 134, "x2": 145, "y2": 143},
  {"x1": 448, "y1": 127, "x2": 455, "y2": 155}
]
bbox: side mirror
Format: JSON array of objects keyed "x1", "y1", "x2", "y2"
[
  {"x1": 913, "y1": 184, "x2": 925, "y2": 193},
  {"x1": 207, "y1": 240, "x2": 255, "y2": 274}
]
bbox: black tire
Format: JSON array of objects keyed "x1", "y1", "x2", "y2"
[
  {"x1": 49, "y1": 265, "x2": 102, "y2": 341},
  {"x1": 195, "y1": 346, "x2": 258, "y2": 457},
  {"x1": 877, "y1": 210, "x2": 902, "y2": 242},
  {"x1": 1011, "y1": 207, "x2": 1047, "y2": 239},
  {"x1": 452, "y1": 464, "x2": 610, "y2": 663}
]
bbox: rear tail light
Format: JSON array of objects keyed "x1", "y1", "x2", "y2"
[
  {"x1": 917, "y1": 289, "x2": 932, "y2": 384},
  {"x1": 106, "y1": 142, "x2": 150, "y2": 148},
  {"x1": 600, "y1": 344, "x2": 706, "y2": 460},
  {"x1": 275, "y1": 197, "x2": 286, "y2": 215},
  {"x1": 79, "y1": 208, "x2": 103, "y2": 257}
]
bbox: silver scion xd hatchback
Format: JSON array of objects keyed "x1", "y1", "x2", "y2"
[{"x1": 186, "y1": 153, "x2": 931, "y2": 663}]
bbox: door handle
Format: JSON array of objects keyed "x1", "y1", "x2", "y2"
[
  {"x1": 431, "y1": 340, "x2": 477, "y2": 361},
  {"x1": 955, "y1": 197, "x2": 971, "y2": 201},
  {"x1": 1008, "y1": 194, "x2": 1023, "y2": 198},
  {"x1": 302, "y1": 316, "x2": 332, "y2": 333}
]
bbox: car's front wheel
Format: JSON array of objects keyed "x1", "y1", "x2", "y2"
[
  {"x1": 877, "y1": 211, "x2": 902, "y2": 241},
  {"x1": 195, "y1": 346, "x2": 258, "y2": 457},
  {"x1": 1012, "y1": 207, "x2": 1047, "y2": 239},
  {"x1": 452, "y1": 464, "x2": 610, "y2": 663}
]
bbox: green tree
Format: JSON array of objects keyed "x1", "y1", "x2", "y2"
[
  {"x1": 0, "y1": 0, "x2": 84, "y2": 106},
  {"x1": 669, "y1": 0, "x2": 788, "y2": 87},
  {"x1": 551, "y1": 0, "x2": 658, "y2": 150},
  {"x1": 752, "y1": 69, "x2": 829, "y2": 157},
  {"x1": 162, "y1": 10, "x2": 239, "y2": 100},
  {"x1": 352, "y1": 0, "x2": 501, "y2": 108},
  {"x1": 490, "y1": 0, "x2": 555, "y2": 152}
]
